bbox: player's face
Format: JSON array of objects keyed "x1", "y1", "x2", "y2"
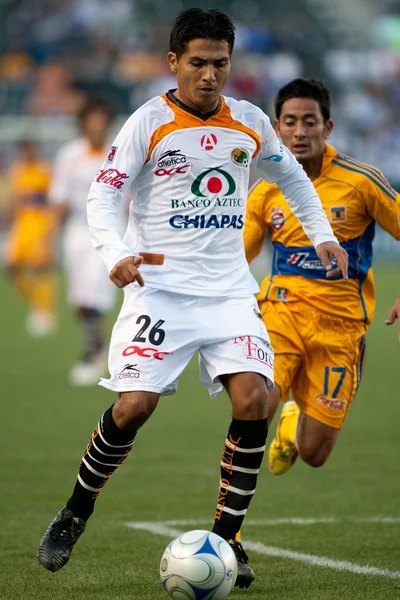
[
  {"x1": 275, "y1": 98, "x2": 333, "y2": 163},
  {"x1": 83, "y1": 110, "x2": 111, "y2": 148},
  {"x1": 168, "y1": 38, "x2": 231, "y2": 113}
]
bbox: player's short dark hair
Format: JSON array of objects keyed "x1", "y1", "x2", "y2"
[
  {"x1": 275, "y1": 79, "x2": 331, "y2": 122},
  {"x1": 170, "y1": 8, "x2": 236, "y2": 58},
  {"x1": 78, "y1": 97, "x2": 116, "y2": 125}
]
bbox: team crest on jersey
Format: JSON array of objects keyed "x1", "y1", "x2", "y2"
[
  {"x1": 191, "y1": 167, "x2": 236, "y2": 197},
  {"x1": 330, "y1": 206, "x2": 347, "y2": 223},
  {"x1": 271, "y1": 208, "x2": 285, "y2": 230},
  {"x1": 107, "y1": 146, "x2": 117, "y2": 162},
  {"x1": 231, "y1": 148, "x2": 249, "y2": 168},
  {"x1": 200, "y1": 133, "x2": 218, "y2": 151}
]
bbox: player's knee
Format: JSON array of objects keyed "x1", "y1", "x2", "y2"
[
  {"x1": 113, "y1": 392, "x2": 159, "y2": 430},
  {"x1": 298, "y1": 442, "x2": 331, "y2": 468},
  {"x1": 302, "y1": 453, "x2": 327, "y2": 468},
  {"x1": 240, "y1": 385, "x2": 268, "y2": 420}
]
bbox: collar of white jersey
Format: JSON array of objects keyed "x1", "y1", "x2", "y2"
[{"x1": 166, "y1": 89, "x2": 222, "y2": 121}]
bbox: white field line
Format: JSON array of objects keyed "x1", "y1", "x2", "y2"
[
  {"x1": 153, "y1": 516, "x2": 400, "y2": 527},
  {"x1": 125, "y1": 520, "x2": 400, "y2": 580}
]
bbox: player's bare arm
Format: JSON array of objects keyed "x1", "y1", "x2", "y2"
[
  {"x1": 385, "y1": 293, "x2": 400, "y2": 341},
  {"x1": 316, "y1": 241, "x2": 348, "y2": 279},
  {"x1": 109, "y1": 255, "x2": 144, "y2": 288}
]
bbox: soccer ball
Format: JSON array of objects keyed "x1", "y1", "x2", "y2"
[{"x1": 160, "y1": 530, "x2": 237, "y2": 599}]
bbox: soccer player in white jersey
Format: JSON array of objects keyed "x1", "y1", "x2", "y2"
[
  {"x1": 38, "y1": 8, "x2": 348, "y2": 588},
  {"x1": 49, "y1": 98, "x2": 118, "y2": 385}
]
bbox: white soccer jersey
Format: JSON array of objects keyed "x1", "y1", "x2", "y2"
[
  {"x1": 49, "y1": 137, "x2": 117, "y2": 311},
  {"x1": 49, "y1": 138, "x2": 108, "y2": 218},
  {"x1": 87, "y1": 92, "x2": 337, "y2": 297}
]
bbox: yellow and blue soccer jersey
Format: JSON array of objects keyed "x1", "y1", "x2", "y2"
[
  {"x1": 245, "y1": 144, "x2": 400, "y2": 325},
  {"x1": 4, "y1": 159, "x2": 56, "y2": 268}
]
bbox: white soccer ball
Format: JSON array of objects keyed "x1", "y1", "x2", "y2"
[{"x1": 160, "y1": 530, "x2": 237, "y2": 599}]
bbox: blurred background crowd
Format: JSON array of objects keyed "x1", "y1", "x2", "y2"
[{"x1": 2, "y1": 0, "x2": 400, "y2": 173}]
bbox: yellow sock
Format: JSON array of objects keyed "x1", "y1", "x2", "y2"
[
  {"x1": 31, "y1": 271, "x2": 57, "y2": 316},
  {"x1": 13, "y1": 271, "x2": 32, "y2": 302}
]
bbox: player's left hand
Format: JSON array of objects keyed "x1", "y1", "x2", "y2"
[
  {"x1": 316, "y1": 241, "x2": 348, "y2": 279},
  {"x1": 385, "y1": 294, "x2": 400, "y2": 342}
]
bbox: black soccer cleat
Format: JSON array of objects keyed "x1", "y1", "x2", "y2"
[
  {"x1": 228, "y1": 539, "x2": 256, "y2": 589},
  {"x1": 37, "y1": 507, "x2": 86, "y2": 572}
]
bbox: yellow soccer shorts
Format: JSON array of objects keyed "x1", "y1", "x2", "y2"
[
  {"x1": 260, "y1": 300, "x2": 367, "y2": 429},
  {"x1": 4, "y1": 209, "x2": 57, "y2": 269}
]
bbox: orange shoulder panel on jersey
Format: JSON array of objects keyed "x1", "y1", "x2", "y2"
[{"x1": 145, "y1": 95, "x2": 262, "y2": 163}]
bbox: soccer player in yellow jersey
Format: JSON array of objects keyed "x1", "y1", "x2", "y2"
[
  {"x1": 4, "y1": 140, "x2": 57, "y2": 336},
  {"x1": 244, "y1": 79, "x2": 400, "y2": 474}
]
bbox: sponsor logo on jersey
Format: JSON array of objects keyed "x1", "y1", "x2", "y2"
[
  {"x1": 169, "y1": 214, "x2": 244, "y2": 229},
  {"x1": 107, "y1": 146, "x2": 117, "y2": 162},
  {"x1": 231, "y1": 148, "x2": 249, "y2": 167},
  {"x1": 155, "y1": 164, "x2": 191, "y2": 177},
  {"x1": 96, "y1": 168, "x2": 129, "y2": 189},
  {"x1": 277, "y1": 287, "x2": 288, "y2": 301},
  {"x1": 154, "y1": 164, "x2": 192, "y2": 177},
  {"x1": 330, "y1": 206, "x2": 347, "y2": 223},
  {"x1": 287, "y1": 252, "x2": 338, "y2": 270},
  {"x1": 122, "y1": 346, "x2": 170, "y2": 360},
  {"x1": 316, "y1": 394, "x2": 345, "y2": 411},
  {"x1": 171, "y1": 198, "x2": 244, "y2": 209},
  {"x1": 232, "y1": 335, "x2": 274, "y2": 368},
  {"x1": 271, "y1": 208, "x2": 285, "y2": 230},
  {"x1": 118, "y1": 364, "x2": 141, "y2": 379},
  {"x1": 262, "y1": 154, "x2": 283, "y2": 162},
  {"x1": 157, "y1": 149, "x2": 187, "y2": 168},
  {"x1": 201, "y1": 133, "x2": 217, "y2": 151},
  {"x1": 191, "y1": 167, "x2": 236, "y2": 197},
  {"x1": 262, "y1": 139, "x2": 284, "y2": 162}
]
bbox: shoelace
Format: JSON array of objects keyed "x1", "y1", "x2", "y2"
[
  {"x1": 230, "y1": 540, "x2": 249, "y2": 564},
  {"x1": 49, "y1": 516, "x2": 83, "y2": 544},
  {"x1": 275, "y1": 443, "x2": 297, "y2": 459}
]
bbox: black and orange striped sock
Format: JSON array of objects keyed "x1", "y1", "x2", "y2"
[
  {"x1": 66, "y1": 406, "x2": 136, "y2": 521},
  {"x1": 212, "y1": 418, "x2": 268, "y2": 540}
]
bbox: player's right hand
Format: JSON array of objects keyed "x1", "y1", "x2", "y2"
[
  {"x1": 385, "y1": 293, "x2": 400, "y2": 342},
  {"x1": 109, "y1": 256, "x2": 144, "y2": 288}
]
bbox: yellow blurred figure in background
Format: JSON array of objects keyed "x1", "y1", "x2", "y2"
[{"x1": 3, "y1": 140, "x2": 58, "y2": 336}]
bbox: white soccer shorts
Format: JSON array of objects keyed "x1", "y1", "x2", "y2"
[
  {"x1": 63, "y1": 219, "x2": 117, "y2": 312},
  {"x1": 100, "y1": 285, "x2": 274, "y2": 397}
]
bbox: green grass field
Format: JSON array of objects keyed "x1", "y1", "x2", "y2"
[{"x1": 1, "y1": 266, "x2": 399, "y2": 600}]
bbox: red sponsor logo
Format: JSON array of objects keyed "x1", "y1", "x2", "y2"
[
  {"x1": 271, "y1": 209, "x2": 285, "y2": 230},
  {"x1": 201, "y1": 133, "x2": 217, "y2": 151},
  {"x1": 107, "y1": 146, "x2": 117, "y2": 162},
  {"x1": 155, "y1": 164, "x2": 191, "y2": 177},
  {"x1": 315, "y1": 394, "x2": 345, "y2": 411},
  {"x1": 232, "y1": 335, "x2": 274, "y2": 368},
  {"x1": 122, "y1": 345, "x2": 170, "y2": 361},
  {"x1": 96, "y1": 168, "x2": 129, "y2": 189}
]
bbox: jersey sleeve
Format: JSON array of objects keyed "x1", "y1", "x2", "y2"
[
  {"x1": 255, "y1": 113, "x2": 337, "y2": 248},
  {"x1": 363, "y1": 172, "x2": 400, "y2": 240},
  {"x1": 244, "y1": 179, "x2": 269, "y2": 263},
  {"x1": 86, "y1": 109, "x2": 151, "y2": 272}
]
